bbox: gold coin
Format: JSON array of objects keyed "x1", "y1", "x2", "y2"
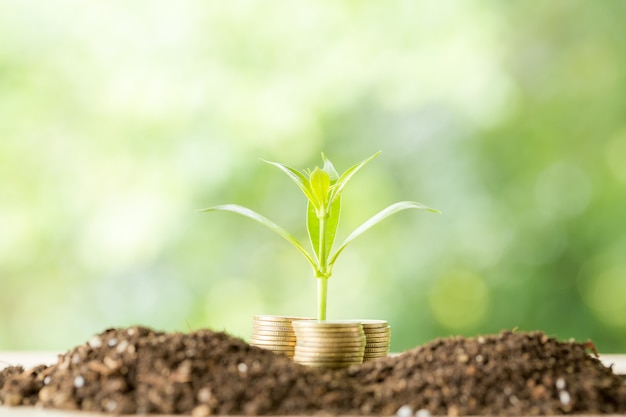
[
  {"x1": 252, "y1": 333, "x2": 296, "y2": 340},
  {"x1": 293, "y1": 327, "x2": 362, "y2": 334},
  {"x1": 296, "y1": 334, "x2": 364, "y2": 340},
  {"x1": 295, "y1": 345, "x2": 364, "y2": 353},
  {"x1": 295, "y1": 341, "x2": 364, "y2": 348},
  {"x1": 292, "y1": 352, "x2": 363, "y2": 363},
  {"x1": 250, "y1": 333, "x2": 296, "y2": 341},
  {"x1": 297, "y1": 339, "x2": 364, "y2": 345},
  {"x1": 253, "y1": 327, "x2": 295, "y2": 335},
  {"x1": 365, "y1": 346, "x2": 389, "y2": 352},
  {"x1": 294, "y1": 358, "x2": 363, "y2": 366},
  {"x1": 359, "y1": 319, "x2": 388, "y2": 328},
  {"x1": 293, "y1": 319, "x2": 362, "y2": 325},
  {"x1": 365, "y1": 339, "x2": 390, "y2": 345},
  {"x1": 294, "y1": 331, "x2": 364, "y2": 338},
  {"x1": 295, "y1": 332, "x2": 365, "y2": 339},
  {"x1": 294, "y1": 331, "x2": 361, "y2": 336},
  {"x1": 363, "y1": 331, "x2": 391, "y2": 337},
  {"x1": 293, "y1": 326, "x2": 364, "y2": 333},
  {"x1": 267, "y1": 349, "x2": 296, "y2": 354},
  {"x1": 298, "y1": 363, "x2": 359, "y2": 369},
  {"x1": 294, "y1": 352, "x2": 364, "y2": 360},
  {"x1": 295, "y1": 338, "x2": 364, "y2": 346},
  {"x1": 250, "y1": 340, "x2": 296, "y2": 347},
  {"x1": 294, "y1": 330, "x2": 364, "y2": 337},
  {"x1": 365, "y1": 337, "x2": 390, "y2": 344},
  {"x1": 261, "y1": 345, "x2": 297, "y2": 350},
  {"x1": 272, "y1": 352, "x2": 294, "y2": 357},
  {"x1": 250, "y1": 337, "x2": 296, "y2": 344},
  {"x1": 364, "y1": 330, "x2": 390, "y2": 336},
  {"x1": 293, "y1": 320, "x2": 362, "y2": 329},
  {"x1": 253, "y1": 319, "x2": 295, "y2": 325},
  {"x1": 252, "y1": 329, "x2": 296, "y2": 337},
  {"x1": 293, "y1": 360, "x2": 362, "y2": 367},
  {"x1": 363, "y1": 327, "x2": 391, "y2": 334},
  {"x1": 293, "y1": 353, "x2": 363, "y2": 363},
  {"x1": 364, "y1": 341, "x2": 389, "y2": 348},
  {"x1": 295, "y1": 341, "x2": 365, "y2": 348},
  {"x1": 252, "y1": 326, "x2": 295, "y2": 332},
  {"x1": 251, "y1": 346, "x2": 295, "y2": 352},
  {"x1": 363, "y1": 333, "x2": 390, "y2": 339},
  {"x1": 363, "y1": 353, "x2": 387, "y2": 358},
  {"x1": 255, "y1": 346, "x2": 295, "y2": 352},
  {"x1": 251, "y1": 340, "x2": 297, "y2": 346}
]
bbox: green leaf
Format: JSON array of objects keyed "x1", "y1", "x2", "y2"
[
  {"x1": 309, "y1": 167, "x2": 331, "y2": 208},
  {"x1": 329, "y1": 151, "x2": 381, "y2": 204},
  {"x1": 321, "y1": 153, "x2": 339, "y2": 181},
  {"x1": 307, "y1": 196, "x2": 341, "y2": 267},
  {"x1": 200, "y1": 204, "x2": 318, "y2": 271},
  {"x1": 261, "y1": 159, "x2": 317, "y2": 207},
  {"x1": 325, "y1": 196, "x2": 341, "y2": 260},
  {"x1": 328, "y1": 201, "x2": 440, "y2": 268},
  {"x1": 307, "y1": 201, "x2": 320, "y2": 261}
]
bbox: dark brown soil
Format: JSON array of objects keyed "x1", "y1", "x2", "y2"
[{"x1": 1, "y1": 327, "x2": 625, "y2": 415}]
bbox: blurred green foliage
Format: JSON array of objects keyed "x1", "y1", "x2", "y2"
[{"x1": 1, "y1": 1, "x2": 625, "y2": 352}]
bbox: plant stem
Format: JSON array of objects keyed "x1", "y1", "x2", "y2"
[
  {"x1": 318, "y1": 211, "x2": 327, "y2": 275},
  {"x1": 317, "y1": 276, "x2": 328, "y2": 320},
  {"x1": 317, "y1": 210, "x2": 328, "y2": 320}
]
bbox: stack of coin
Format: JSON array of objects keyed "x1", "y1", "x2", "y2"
[
  {"x1": 360, "y1": 319, "x2": 391, "y2": 362},
  {"x1": 250, "y1": 315, "x2": 312, "y2": 359},
  {"x1": 292, "y1": 320, "x2": 366, "y2": 368}
]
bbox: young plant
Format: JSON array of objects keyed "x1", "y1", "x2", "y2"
[{"x1": 201, "y1": 151, "x2": 439, "y2": 320}]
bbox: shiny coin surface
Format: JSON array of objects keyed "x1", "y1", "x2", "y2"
[
  {"x1": 293, "y1": 356, "x2": 363, "y2": 364},
  {"x1": 364, "y1": 341, "x2": 390, "y2": 348},
  {"x1": 250, "y1": 340, "x2": 296, "y2": 347},
  {"x1": 296, "y1": 332, "x2": 365, "y2": 340},
  {"x1": 294, "y1": 353, "x2": 364, "y2": 361},
  {"x1": 362, "y1": 327, "x2": 391, "y2": 334},
  {"x1": 252, "y1": 321, "x2": 293, "y2": 332},
  {"x1": 252, "y1": 345, "x2": 294, "y2": 352},
  {"x1": 260, "y1": 344, "x2": 296, "y2": 350},
  {"x1": 250, "y1": 336, "x2": 296, "y2": 343},
  {"x1": 252, "y1": 333, "x2": 296, "y2": 342},
  {"x1": 293, "y1": 321, "x2": 362, "y2": 329},
  {"x1": 295, "y1": 346, "x2": 364, "y2": 354},
  {"x1": 294, "y1": 325, "x2": 362, "y2": 330},
  {"x1": 360, "y1": 320, "x2": 388, "y2": 328},
  {"x1": 365, "y1": 335, "x2": 389, "y2": 343},
  {"x1": 293, "y1": 326, "x2": 362, "y2": 333},
  {"x1": 296, "y1": 339, "x2": 367, "y2": 350},
  {"x1": 293, "y1": 360, "x2": 362, "y2": 368},
  {"x1": 364, "y1": 347, "x2": 390, "y2": 353},
  {"x1": 252, "y1": 330, "x2": 297, "y2": 337},
  {"x1": 293, "y1": 327, "x2": 364, "y2": 335}
]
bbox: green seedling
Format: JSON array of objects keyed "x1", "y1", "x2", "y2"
[{"x1": 201, "y1": 151, "x2": 439, "y2": 320}]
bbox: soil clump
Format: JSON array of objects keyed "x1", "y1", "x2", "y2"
[{"x1": 1, "y1": 326, "x2": 625, "y2": 415}]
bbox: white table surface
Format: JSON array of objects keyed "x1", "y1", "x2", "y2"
[{"x1": 1, "y1": 352, "x2": 625, "y2": 417}]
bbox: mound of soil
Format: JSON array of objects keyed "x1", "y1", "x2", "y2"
[{"x1": 1, "y1": 327, "x2": 625, "y2": 415}]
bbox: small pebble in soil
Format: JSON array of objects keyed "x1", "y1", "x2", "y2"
[
  {"x1": 396, "y1": 404, "x2": 413, "y2": 417},
  {"x1": 73, "y1": 376, "x2": 85, "y2": 388},
  {"x1": 556, "y1": 377, "x2": 566, "y2": 390},
  {"x1": 415, "y1": 408, "x2": 432, "y2": 417}
]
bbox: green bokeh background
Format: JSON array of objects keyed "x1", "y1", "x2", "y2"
[{"x1": 1, "y1": 1, "x2": 625, "y2": 352}]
